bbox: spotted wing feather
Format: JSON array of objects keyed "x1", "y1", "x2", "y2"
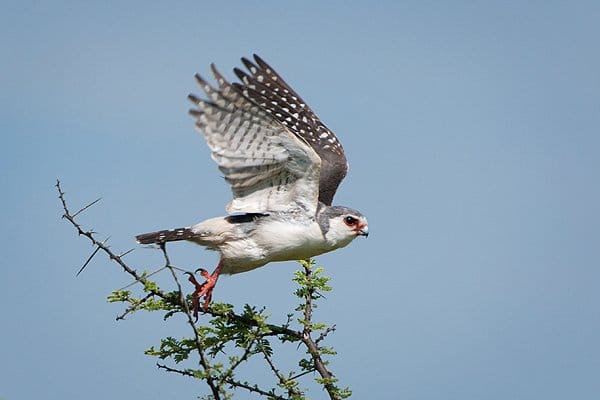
[
  {"x1": 189, "y1": 68, "x2": 321, "y2": 214},
  {"x1": 232, "y1": 54, "x2": 348, "y2": 205}
]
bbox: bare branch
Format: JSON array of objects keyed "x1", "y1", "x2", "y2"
[
  {"x1": 75, "y1": 242, "x2": 103, "y2": 277},
  {"x1": 72, "y1": 197, "x2": 102, "y2": 218},
  {"x1": 56, "y1": 180, "x2": 164, "y2": 297},
  {"x1": 223, "y1": 378, "x2": 288, "y2": 400},
  {"x1": 118, "y1": 248, "x2": 135, "y2": 258},
  {"x1": 157, "y1": 362, "x2": 194, "y2": 377},
  {"x1": 316, "y1": 324, "x2": 337, "y2": 345},
  {"x1": 263, "y1": 349, "x2": 286, "y2": 383},
  {"x1": 289, "y1": 368, "x2": 317, "y2": 381}
]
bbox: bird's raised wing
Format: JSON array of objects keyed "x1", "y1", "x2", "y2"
[
  {"x1": 189, "y1": 64, "x2": 322, "y2": 214},
  {"x1": 231, "y1": 55, "x2": 348, "y2": 205}
]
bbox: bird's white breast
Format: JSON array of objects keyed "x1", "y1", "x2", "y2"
[
  {"x1": 218, "y1": 219, "x2": 330, "y2": 274},
  {"x1": 254, "y1": 219, "x2": 329, "y2": 262}
]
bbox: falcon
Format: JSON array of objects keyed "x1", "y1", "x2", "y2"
[{"x1": 136, "y1": 55, "x2": 368, "y2": 313}]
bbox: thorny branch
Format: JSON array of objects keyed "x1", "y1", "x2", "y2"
[
  {"x1": 57, "y1": 180, "x2": 349, "y2": 399},
  {"x1": 299, "y1": 262, "x2": 341, "y2": 400},
  {"x1": 57, "y1": 180, "x2": 161, "y2": 294}
]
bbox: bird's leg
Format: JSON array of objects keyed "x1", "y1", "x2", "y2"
[{"x1": 186, "y1": 261, "x2": 223, "y2": 319}]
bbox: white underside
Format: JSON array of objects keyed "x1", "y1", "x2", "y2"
[
  {"x1": 221, "y1": 220, "x2": 334, "y2": 274},
  {"x1": 190, "y1": 216, "x2": 355, "y2": 274}
]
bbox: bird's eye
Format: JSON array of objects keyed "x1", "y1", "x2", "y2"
[{"x1": 344, "y1": 216, "x2": 358, "y2": 226}]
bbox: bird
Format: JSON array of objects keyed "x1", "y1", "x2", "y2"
[{"x1": 136, "y1": 54, "x2": 368, "y2": 315}]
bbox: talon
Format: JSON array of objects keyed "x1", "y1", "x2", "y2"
[
  {"x1": 185, "y1": 271, "x2": 203, "y2": 290},
  {"x1": 198, "y1": 268, "x2": 210, "y2": 280},
  {"x1": 187, "y1": 262, "x2": 223, "y2": 318}
]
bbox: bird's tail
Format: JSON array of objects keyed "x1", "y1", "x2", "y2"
[{"x1": 135, "y1": 227, "x2": 195, "y2": 244}]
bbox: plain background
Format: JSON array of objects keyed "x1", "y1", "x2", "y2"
[{"x1": 2, "y1": 1, "x2": 599, "y2": 399}]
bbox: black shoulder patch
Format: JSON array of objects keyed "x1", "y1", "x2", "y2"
[{"x1": 225, "y1": 213, "x2": 269, "y2": 224}]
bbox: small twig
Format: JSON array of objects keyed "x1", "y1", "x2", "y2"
[
  {"x1": 118, "y1": 248, "x2": 135, "y2": 258},
  {"x1": 263, "y1": 350, "x2": 286, "y2": 383},
  {"x1": 157, "y1": 363, "x2": 195, "y2": 377},
  {"x1": 314, "y1": 290, "x2": 328, "y2": 300},
  {"x1": 315, "y1": 324, "x2": 337, "y2": 345},
  {"x1": 116, "y1": 292, "x2": 155, "y2": 321},
  {"x1": 72, "y1": 197, "x2": 102, "y2": 218},
  {"x1": 75, "y1": 242, "x2": 104, "y2": 277},
  {"x1": 116, "y1": 266, "x2": 169, "y2": 291},
  {"x1": 221, "y1": 335, "x2": 257, "y2": 385},
  {"x1": 223, "y1": 378, "x2": 287, "y2": 400},
  {"x1": 262, "y1": 349, "x2": 303, "y2": 399},
  {"x1": 289, "y1": 368, "x2": 317, "y2": 381}
]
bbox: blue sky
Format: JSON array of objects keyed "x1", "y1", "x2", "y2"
[{"x1": 2, "y1": 1, "x2": 599, "y2": 399}]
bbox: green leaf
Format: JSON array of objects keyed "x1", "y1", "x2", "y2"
[
  {"x1": 143, "y1": 279, "x2": 159, "y2": 293},
  {"x1": 107, "y1": 290, "x2": 130, "y2": 303}
]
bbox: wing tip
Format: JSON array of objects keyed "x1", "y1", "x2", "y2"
[
  {"x1": 188, "y1": 93, "x2": 201, "y2": 104},
  {"x1": 253, "y1": 54, "x2": 268, "y2": 69}
]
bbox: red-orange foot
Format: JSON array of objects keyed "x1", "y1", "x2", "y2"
[{"x1": 186, "y1": 267, "x2": 220, "y2": 319}]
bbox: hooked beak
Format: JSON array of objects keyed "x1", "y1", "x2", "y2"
[{"x1": 357, "y1": 226, "x2": 369, "y2": 237}]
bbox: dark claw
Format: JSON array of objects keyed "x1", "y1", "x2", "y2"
[{"x1": 199, "y1": 269, "x2": 210, "y2": 279}]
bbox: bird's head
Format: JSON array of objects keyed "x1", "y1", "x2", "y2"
[{"x1": 319, "y1": 205, "x2": 369, "y2": 249}]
